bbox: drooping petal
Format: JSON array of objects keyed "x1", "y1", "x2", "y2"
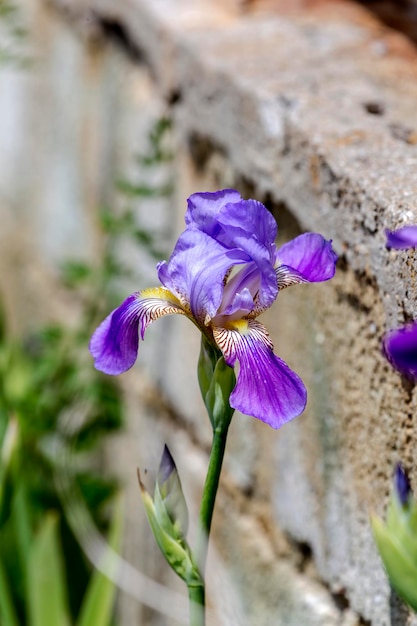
[
  {"x1": 157, "y1": 228, "x2": 246, "y2": 323},
  {"x1": 213, "y1": 319, "x2": 307, "y2": 428},
  {"x1": 90, "y1": 288, "x2": 186, "y2": 375},
  {"x1": 276, "y1": 233, "x2": 337, "y2": 284},
  {"x1": 185, "y1": 189, "x2": 242, "y2": 236},
  {"x1": 275, "y1": 265, "x2": 307, "y2": 290},
  {"x1": 386, "y1": 226, "x2": 417, "y2": 250},
  {"x1": 383, "y1": 323, "x2": 417, "y2": 378}
]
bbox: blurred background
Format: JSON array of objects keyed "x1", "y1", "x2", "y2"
[
  {"x1": 0, "y1": 2, "x2": 186, "y2": 625},
  {"x1": 3, "y1": 2, "x2": 417, "y2": 626}
]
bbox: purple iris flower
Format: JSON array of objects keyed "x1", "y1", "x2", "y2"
[
  {"x1": 394, "y1": 463, "x2": 412, "y2": 507},
  {"x1": 383, "y1": 323, "x2": 417, "y2": 379},
  {"x1": 386, "y1": 225, "x2": 417, "y2": 250},
  {"x1": 383, "y1": 226, "x2": 417, "y2": 379},
  {"x1": 90, "y1": 189, "x2": 337, "y2": 429}
]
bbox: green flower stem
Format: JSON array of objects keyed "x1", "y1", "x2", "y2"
[
  {"x1": 188, "y1": 419, "x2": 230, "y2": 626},
  {"x1": 188, "y1": 583, "x2": 205, "y2": 625}
]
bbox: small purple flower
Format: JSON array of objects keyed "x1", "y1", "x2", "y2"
[
  {"x1": 383, "y1": 227, "x2": 417, "y2": 378},
  {"x1": 386, "y1": 226, "x2": 417, "y2": 250},
  {"x1": 394, "y1": 463, "x2": 412, "y2": 507},
  {"x1": 383, "y1": 323, "x2": 417, "y2": 379},
  {"x1": 90, "y1": 189, "x2": 337, "y2": 429}
]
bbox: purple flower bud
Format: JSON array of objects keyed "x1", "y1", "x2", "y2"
[
  {"x1": 157, "y1": 445, "x2": 189, "y2": 537},
  {"x1": 394, "y1": 463, "x2": 412, "y2": 507},
  {"x1": 158, "y1": 445, "x2": 176, "y2": 488}
]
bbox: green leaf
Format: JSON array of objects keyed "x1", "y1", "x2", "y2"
[
  {"x1": 115, "y1": 181, "x2": 165, "y2": 198},
  {"x1": 60, "y1": 261, "x2": 93, "y2": 288},
  {"x1": 76, "y1": 496, "x2": 123, "y2": 626},
  {"x1": 27, "y1": 514, "x2": 70, "y2": 626},
  {"x1": 13, "y1": 486, "x2": 32, "y2": 580},
  {"x1": 372, "y1": 514, "x2": 417, "y2": 612},
  {"x1": 0, "y1": 560, "x2": 19, "y2": 626},
  {"x1": 386, "y1": 498, "x2": 417, "y2": 565}
]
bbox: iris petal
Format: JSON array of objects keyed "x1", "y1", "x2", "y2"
[
  {"x1": 186, "y1": 192, "x2": 279, "y2": 311},
  {"x1": 185, "y1": 189, "x2": 242, "y2": 236},
  {"x1": 386, "y1": 226, "x2": 417, "y2": 250},
  {"x1": 275, "y1": 265, "x2": 307, "y2": 290},
  {"x1": 220, "y1": 287, "x2": 254, "y2": 318},
  {"x1": 213, "y1": 320, "x2": 307, "y2": 428},
  {"x1": 276, "y1": 233, "x2": 337, "y2": 283},
  {"x1": 216, "y1": 200, "x2": 279, "y2": 309},
  {"x1": 157, "y1": 228, "x2": 245, "y2": 322},
  {"x1": 383, "y1": 323, "x2": 417, "y2": 378},
  {"x1": 90, "y1": 288, "x2": 186, "y2": 375}
]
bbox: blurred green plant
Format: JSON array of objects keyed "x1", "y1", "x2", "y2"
[
  {"x1": 0, "y1": 1, "x2": 30, "y2": 67},
  {"x1": 372, "y1": 463, "x2": 417, "y2": 612},
  {"x1": 0, "y1": 115, "x2": 173, "y2": 624},
  {"x1": 62, "y1": 116, "x2": 173, "y2": 318},
  {"x1": 0, "y1": 481, "x2": 123, "y2": 626}
]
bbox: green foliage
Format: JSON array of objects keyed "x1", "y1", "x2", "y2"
[
  {"x1": 27, "y1": 515, "x2": 71, "y2": 626},
  {"x1": 0, "y1": 494, "x2": 122, "y2": 626},
  {"x1": 61, "y1": 118, "x2": 173, "y2": 320},
  {"x1": 0, "y1": 114, "x2": 174, "y2": 625},
  {"x1": 372, "y1": 472, "x2": 417, "y2": 612},
  {"x1": 0, "y1": 323, "x2": 122, "y2": 624},
  {"x1": 0, "y1": 1, "x2": 30, "y2": 67},
  {"x1": 76, "y1": 496, "x2": 123, "y2": 626}
]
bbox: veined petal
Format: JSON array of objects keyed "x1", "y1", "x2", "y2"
[
  {"x1": 383, "y1": 323, "x2": 417, "y2": 378},
  {"x1": 276, "y1": 233, "x2": 337, "y2": 283},
  {"x1": 185, "y1": 189, "x2": 242, "y2": 236},
  {"x1": 220, "y1": 287, "x2": 254, "y2": 318},
  {"x1": 213, "y1": 320, "x2": 307, "y2": 428},
  {"x1": 217, "y1": 198, "x2": 277, "y2": 250},
  {"x1": 386, "y1": 226, "x2": 417, "y2": 250},
  {"x1": 216, "y1": 199, "x2": 279, "y2": 309},
  {"x1": 275, "y1": 265, "x2": 307, "y2": 290},
  {"x1": 157, "y1": 228, "x2": 244, "y2": 322},
  {"x1": 187, "y1": 192, "x2": 279, "y2": 311},
  {"x1": 90, "y1": 288, "x2": 186, "y2": 375}
]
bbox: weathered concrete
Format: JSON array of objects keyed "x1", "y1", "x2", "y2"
[{"x1": 5, "y1": 0, "x2": 417, "y2": 624}]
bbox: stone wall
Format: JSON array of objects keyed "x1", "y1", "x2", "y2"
[{"x1": 3, "y1": 0, "x2": 417, "y2": 624}]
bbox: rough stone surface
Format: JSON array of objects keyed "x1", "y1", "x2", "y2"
[{"x1": 4, "y1": 0, "x2": 417, "y2": 624}]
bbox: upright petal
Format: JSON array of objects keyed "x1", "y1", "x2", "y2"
[
  {"x1": 216, "y1": 199, "x2": 279, "y2": 308},
  {"x1": 157, "y1": 228, "x2": 246, "y2": 323},
  {"x1": 216, "y1": 198, "x2": 278, "y2": 251},
  {"x1": 386, "y1": 226, "x2": 417, "y2": 250},
  {"x1": 185, "y1": 189, "x2": 242, "y2": 236},
  {"x1": 184, "y1": 192, "x2": 281, "y2": 312},
  {"x1": 90, "y1": 288, "x2": 186, "y2": 375},
  {"x1": 213, "y1": 320, "x2": 307, "y2": 428},
  {"x1": 276, "y1": 233, "x2": 337, "y2": 286},
  {"x1": 383, "y1": 323, "x2": 417, "y2": 378}
]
